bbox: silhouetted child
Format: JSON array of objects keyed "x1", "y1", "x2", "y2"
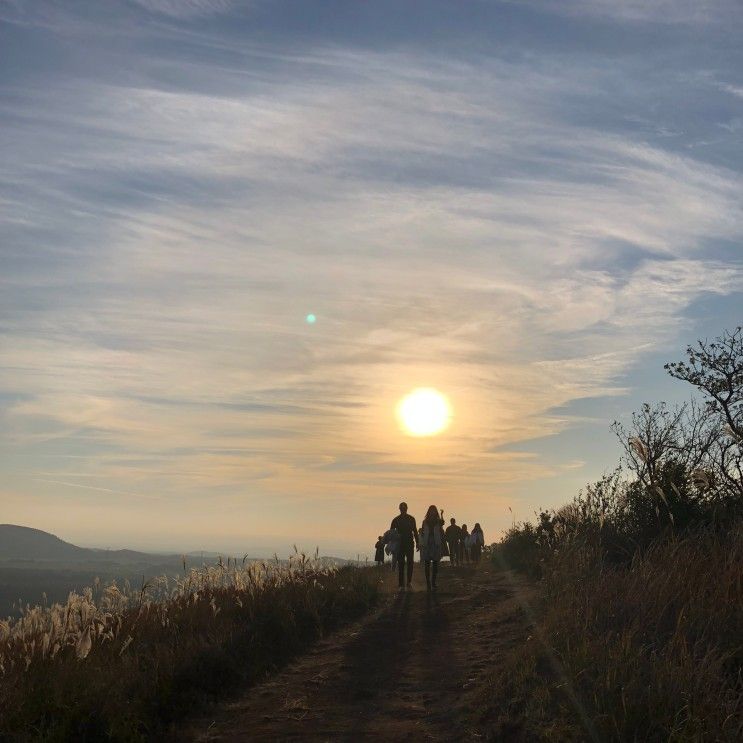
[{"x1": 374, "y1": 536, "x2": 385, "y2": 565}]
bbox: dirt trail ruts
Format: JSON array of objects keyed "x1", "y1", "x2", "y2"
[{"x1": 188, "y1": 561, "x2": 533, "y2": 742}]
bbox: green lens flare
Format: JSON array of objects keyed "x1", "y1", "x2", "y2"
[{"x1": 306, "y1": 314, "x2": 317, "y2": 324}]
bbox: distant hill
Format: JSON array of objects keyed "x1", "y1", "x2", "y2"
[
  {"x1": 0, "y1": 524, "x2": 163, "y2": 563},
  {"x1": 0, "y1": 524, "x2": 93, "y2": 561},
  {"x1": 0, "y1": 525, "x2": 359, "y2": 566}
]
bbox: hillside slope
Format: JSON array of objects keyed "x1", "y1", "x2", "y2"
[
  {"x1": 0, "y1": 524, "x2": 92, "y2": 561},
  {"x1": 0, "y1": 524, "x2": 169, "y2": 563}
]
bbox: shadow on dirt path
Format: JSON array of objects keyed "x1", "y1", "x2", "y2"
[{"x1": 187, "y1": 561, "x2": 533, "y2": 742}]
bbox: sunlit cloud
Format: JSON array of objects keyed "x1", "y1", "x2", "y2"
[{"x1": 1, "y1": 0, "x2": 741, "y2": 553}]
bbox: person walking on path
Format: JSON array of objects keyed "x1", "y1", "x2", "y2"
[
  {"x1": 444, "y1": 517, "x2": 462, "y2": 566},
  {"x1": 390, "y1": 502, "x2": 419, "y2": 590},
  {"x1": 460, "y1": 524, "x2": 470, "y2": 563},
  {"x1": 471, "y1": 523, "x2": 485, "y2": 563},
  {"x1": 374, "y1": 536, "x2": 385, "y2": 566},
  {"x1": 420, "y1": 505, "x2": 446, "y2": 591},
  {"x1": 439, "y1": 509, "x2": 450, "y2": 561}
]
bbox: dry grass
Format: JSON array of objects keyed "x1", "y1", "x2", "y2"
[
  {"x1": 0, "y1": 553, "x2": 382, "y2": 741},
  {"x1": 483, "y1": 526, "x2": 743, "y2": 741}
]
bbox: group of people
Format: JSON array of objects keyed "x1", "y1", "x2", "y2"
[{"x1": 373, "y1": 502, "x2": 485, "y2": 591}]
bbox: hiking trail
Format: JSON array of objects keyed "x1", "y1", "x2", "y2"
[{"x1": 188, "y1": 561, "x2": 533, "y2": 742}]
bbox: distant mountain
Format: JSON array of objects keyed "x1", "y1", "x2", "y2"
[
  {"x1": 0, "y1": 524, "x2": 160, "y2": 563},
  {"x1": 0, "y1": 524, "x2": 91, "y2": 561},
  {"x1": 0, "y1": 525, "x2": 360, "y2": 567}
]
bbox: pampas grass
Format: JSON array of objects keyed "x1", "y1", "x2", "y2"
[{"x1": 0, "y1": 553, "x2": 381, "y2": 741}]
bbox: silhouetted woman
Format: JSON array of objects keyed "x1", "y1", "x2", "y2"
[
  {"x1": 374, "y1": 535, "x2": 385, "y2": 565},
  {"x1": 471, "y1": 523, "x2": 485, "y2": 563},
  {"x1": 420, "y1": 505, "x2": 445, "y2": 591},
  {"x1": 460, "y1": 524, "x2": 470, "y2": 563}
]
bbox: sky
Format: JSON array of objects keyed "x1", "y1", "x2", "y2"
[{"x1": 1, "y1": 0, "x2": 742, "y2": 558}]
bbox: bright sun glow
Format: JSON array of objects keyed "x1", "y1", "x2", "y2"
[{"x1": 396, "y1": 388, "x2": 452, "y2": 437}]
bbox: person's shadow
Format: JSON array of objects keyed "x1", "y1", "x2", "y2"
[{"x1": 423, "y1": 590, "x2": 444, "y2": 628}]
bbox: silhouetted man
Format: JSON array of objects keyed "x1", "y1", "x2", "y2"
[
  {"x1": 445, "y1": 517, "x2": 462, "y2": 566},
  {"x1": 390, "y1": 502, "x2": 419, "y2": 590}
]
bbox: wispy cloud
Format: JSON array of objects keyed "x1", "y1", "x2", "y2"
[
  {"x1": 131, "y1": 0, "x2": 235, "y2": 18},
  {"x1": 516, "y1": 0, "x2": 743, "y2": 25},
  {"x1": 32, "y1": 478, "x2": 158, "y2": 500},
  {"x1": 1, "y1": 1, "x2": 741, "y2": 552},
  {"x1": 718, "y1": 82, "x2": 743, "y2": 99}
]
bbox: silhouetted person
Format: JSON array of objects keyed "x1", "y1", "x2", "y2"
[
  {"x1": 383, "y1": 527, "x2": 400, "y2": 570},
  {"x1": 471, "y1": 522, "x2": 485, "y2": 563},
  {"x1": 374, "y1": 536, "x2": 385, "y2": 565},
  {"x1": 444, "y1": 517, "x2": 462, "y2": 566},
  {"x1": 439, "y1": 508, "x2": 450, "y2": 561},
  {"x1": 390, "y1": 502, "x2": 419, "y2": 590},
  {"x1": 420, "y1": 505, "x2": 445, "y2": 591},
  {"x1": 460, "y1": 524, "x2": 470, "y2": 563}
]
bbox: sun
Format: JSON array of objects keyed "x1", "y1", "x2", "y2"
[{"x1": 396, "y1": 388, "x2": 452, "y2": 437}]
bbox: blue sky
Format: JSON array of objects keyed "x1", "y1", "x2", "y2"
[{"x1": 1, "y1": 0, "x2": 742, "y2": 556}]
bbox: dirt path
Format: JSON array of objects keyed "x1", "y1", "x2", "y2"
[{"x1": 189, "y1": 561, "x2": 533, "y2": 742}]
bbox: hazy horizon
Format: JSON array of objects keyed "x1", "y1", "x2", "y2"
[{"x1": 2, "y1": 1, "x2": 742, "y2": 558}]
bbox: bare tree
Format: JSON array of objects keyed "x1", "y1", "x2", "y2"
[
  {"x1": 612, "y1": 328, "x2": 743, "y2": 520},
  {"x1": 665, "y1": 327, "x2": 742, "y2": 437},
  {"x1": 612, "y1": 402, "x2": 716, "y2": 489},
  {"x1": 664, "y1": 327, "x2": 742, "y2": 500}
]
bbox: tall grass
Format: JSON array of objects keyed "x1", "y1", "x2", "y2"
[
  {"x1": 487, "y1": 402, "x2": 743, "y2": 740},
  {"x1": 0, "y1": 553, "x2": 382, "y2": 741},
  {"x1": 486, "y1": 524, "x2": 743, "y2": 741}
]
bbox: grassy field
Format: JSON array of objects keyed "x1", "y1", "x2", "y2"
[{"x1": 0, "y1": 554, "x2": 382, "y2": 741}]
